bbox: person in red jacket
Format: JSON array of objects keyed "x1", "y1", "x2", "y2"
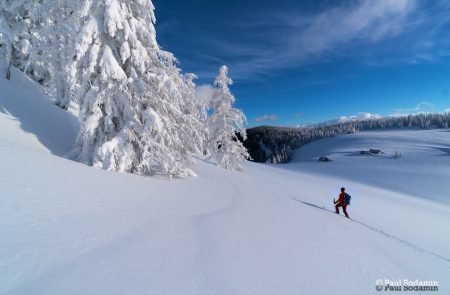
[{"x1": 335, "y1": 187, "x2": 349, "y2": 218}]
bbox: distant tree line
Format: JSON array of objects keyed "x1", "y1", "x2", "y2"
[{"x1": 243, "y1": 113, "x2": 450, "y2": 163}]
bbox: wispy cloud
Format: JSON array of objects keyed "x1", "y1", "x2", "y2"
[
  {"x1": 169, "y1": 0, "x2": 450, "y2": 80},
  {"x1": 286, "y1": 0, "x2": 414, "y2": 56},
  {"x1": 254, "y1": 114, "x2": 278, "y2": 123},
  {"x1": 195, "y1": 0, "x2": 424, "y2": 79}
]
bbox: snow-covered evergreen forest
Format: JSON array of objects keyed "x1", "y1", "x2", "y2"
[
  {"x1": 245, "y1": 112, "x2": 450, "y2": 163},
  {"x1": 0, "y1": 0, "x2": 249, "y2": 176}
]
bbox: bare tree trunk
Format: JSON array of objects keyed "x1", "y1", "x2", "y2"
[{"x1": 5, "y1": 61, "x2": 11, "y2": 80}]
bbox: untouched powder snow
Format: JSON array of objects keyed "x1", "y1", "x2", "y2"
[
  {"x1": 1, "y1": 67, "x2": 449, "y2": 294},
  {"x1": 289, "y1": 129, "x2": 450, "y2": 204}
]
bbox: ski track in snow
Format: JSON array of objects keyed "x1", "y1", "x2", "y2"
[{"x1": 291, "y1": 198, "x2": 450, "y2": 264}]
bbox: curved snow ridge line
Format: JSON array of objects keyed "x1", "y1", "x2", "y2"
[{"x1": 291, "y1": 198, "x2": 450, "y2": 263}]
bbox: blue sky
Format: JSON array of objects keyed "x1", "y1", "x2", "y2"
[{"x1": 153, "y1": 0, "x2": 450, "y2": 126}]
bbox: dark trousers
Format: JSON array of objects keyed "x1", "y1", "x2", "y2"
[{"x1": 335, "y1": 203, "x2": 349, "y2": 218}]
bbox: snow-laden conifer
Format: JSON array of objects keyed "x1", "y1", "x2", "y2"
[
  {"x1": 0, "y1": 1, "x2": 38, "y2": 79},
  {"x1": 70, "y1": 0, "x2": 206, "y2": 177},
  {"x1": 206, "y1": 66, "x2": 249, "y2": 171},
  {"x1": 34, "y1": 0, "x2": 77, "y2": 109},
  {"x1": 0, "y1": 13, "x2": 13, "y2": 79}
]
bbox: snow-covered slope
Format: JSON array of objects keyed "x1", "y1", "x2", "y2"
[
  {"x1": 0, "y1": 65, "x2": 78, "y2": 157},
  {"x1": 290, "y1": 129, "x2": 450, "y2": 204},
  {"x1": 1, "y1": 67, "x2": 449, "y2": 295}
]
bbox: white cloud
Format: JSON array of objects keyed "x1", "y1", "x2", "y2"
[
  {"x1": 445, "y1": 109, "x2": 450, "y2": 113},
  {"x1": 254, "y1": 114, "x2": 278, "y2": 123},
  {"x1": 394, "y1": 101, "x2": 435, "y2": 115},
  {"x1": 414, "y1": 101, "x2": 435, "y2": 111},
  {"x1": 338, "y1": 112, "x2": 383, "y2": 123},
  {"x1": 195, "y1": 84, "x2": 216, "y2": 106},
  {"x1": 313, "y1": 112, "x2": 383, "y2": 126}
]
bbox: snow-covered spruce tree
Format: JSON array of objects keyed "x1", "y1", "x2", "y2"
[
  {"x1": 0, "y1": 13, "x2": 13, "y2": 79},
  {"x1": 206, "y1": 66, "x2": 249, "y2": 171},
  {"x1": 69, "y1": 0, "x2": 206, "y2": 177},
  {"x1": 32, "y1": 0, "x2": 78, "y2": 109},
  {"x1": 0, "y1": 0, "x2": 51, "y2": 83},
  {"x1": 0, "y1": 1, "x2": 34, "y2": 79}
]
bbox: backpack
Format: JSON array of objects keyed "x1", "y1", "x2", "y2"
[{"x1": 344, "y1": 193, "x2": 351, "y2": 205}]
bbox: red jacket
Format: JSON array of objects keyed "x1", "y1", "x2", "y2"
[{"x1": 337, "y1": 192, "x2": 346, "y2": 205}]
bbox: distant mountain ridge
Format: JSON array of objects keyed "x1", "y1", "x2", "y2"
[{"x1": 243, "y1": 113, "x2": 450, "y2": 163}]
